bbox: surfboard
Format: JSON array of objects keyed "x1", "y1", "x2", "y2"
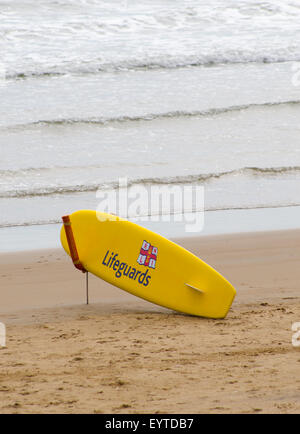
[{"x1": 60, "y1": 210, "x2": 236, "y2": 318}]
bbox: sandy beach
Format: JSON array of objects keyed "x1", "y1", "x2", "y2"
[
  {"x1": 2, "y1": 0, "x2": 300, "y2": 417},
  {"x1": 0, "y1": 229, "x2": 299, "y2": 414}
]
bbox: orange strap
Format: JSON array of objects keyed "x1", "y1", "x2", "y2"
[{"x1": 62, "y1": 215, "x2": 86, "y2": 273}]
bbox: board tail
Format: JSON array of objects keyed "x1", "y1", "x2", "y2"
[{"x1": 62, "y1": 215, "x2": 86, "y2": 273}]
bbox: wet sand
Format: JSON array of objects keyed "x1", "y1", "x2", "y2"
[{"x1": 0, "y1": 230, "x2": 300, "y2": 413}]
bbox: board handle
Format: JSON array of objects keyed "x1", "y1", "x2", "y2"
[{"x1": 62, "y1": 215, "x2": 86, "y2": 273}]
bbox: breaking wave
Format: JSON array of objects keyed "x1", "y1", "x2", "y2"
[
  {"x1": 1, "y1": 166, "x2": 300, "y2": 199},
  {"x1": 3, "y1": 100, "x2": 300, "y2": 130},
  {"x1": 3, "y1": 0, "x2": 300, "y2": 80},
  {"x1": 5, "y1": 52, "x2": 300, "y2": 81}
]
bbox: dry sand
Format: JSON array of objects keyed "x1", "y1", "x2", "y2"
[{"x1": 0, "y1": 230, "x2": 300, "y2": 414}]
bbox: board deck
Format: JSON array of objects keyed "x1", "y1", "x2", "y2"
[{"x1": 60, "y1": 210, "x2": 236, "y2": 318}]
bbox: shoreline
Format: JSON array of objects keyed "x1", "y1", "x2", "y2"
[
  {"x1": 0, "y1": 229, "x2": 300, "y2": 413},
  {"x1": 1, "y1": 205, "x2": 300, "y2": 253},
  {"x1": 1, "y1": 228, "x2": 300, "y2": 316}
]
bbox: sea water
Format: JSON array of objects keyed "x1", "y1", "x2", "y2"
[{"x1": 0, "y1": 0, "x2": 300, "y2": 239}]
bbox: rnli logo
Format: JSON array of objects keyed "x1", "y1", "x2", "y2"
[{"x1": 137, "y1": 241, "x2": 158, "y2": 269}]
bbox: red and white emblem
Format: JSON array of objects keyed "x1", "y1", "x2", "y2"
[{"x1": 137, "y1": 240, "x2": 158, "y2": 269}]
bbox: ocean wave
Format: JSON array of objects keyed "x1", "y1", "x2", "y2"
[
  {"x1": 5, "y1": 53, "x2": 300, "y2": 81},
  {"x1": 2, "y1": 202, "x2": 300, "y2": 229},
  {"x1": 1, "y1": 166, "x2": 300, "y2": 199},
  {"x1": 3, "y1": 100, "x2": 300, "y2": 130},
  {"x1": 3, "y1": 0, "x2": 300, "y2": 80}
]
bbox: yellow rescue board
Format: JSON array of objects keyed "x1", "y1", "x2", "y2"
[{"x1": 60, "y1": 210, "x2": 236, "y2": 318}]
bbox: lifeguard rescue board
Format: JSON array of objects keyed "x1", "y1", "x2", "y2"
[{"x1": 60, "y1": 210, "x2": 236, "y2": 318}]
